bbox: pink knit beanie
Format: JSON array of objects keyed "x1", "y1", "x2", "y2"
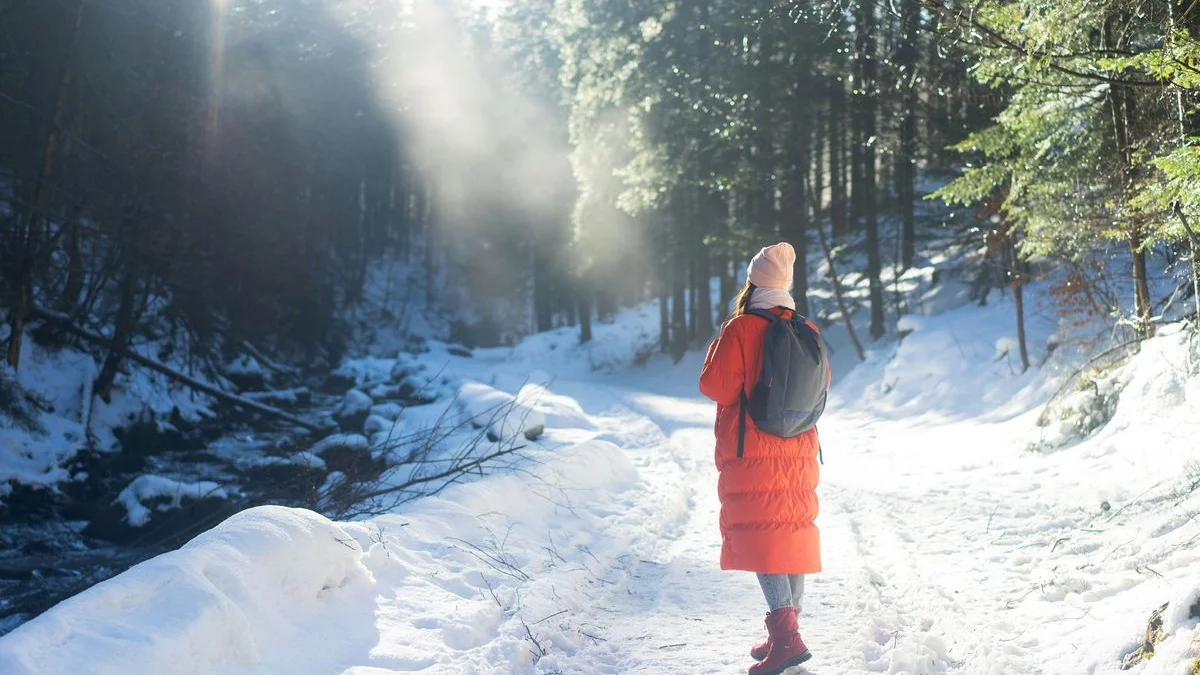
[{"x1": 747, "y1": 242, "x2": 795, "y2": 290}]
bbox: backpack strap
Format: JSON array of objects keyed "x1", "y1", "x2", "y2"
[
  {"x1": 738, "y1": 307, "x2": 785, "y2": 460},
  {"x1": 737, "y1": 391, "x2": 748, "y2": 459},
  {"x1": 746, "y1": 308, "x2": 783, "y2": 322}
]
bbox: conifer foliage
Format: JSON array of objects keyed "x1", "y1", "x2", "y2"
[{"x1": 2, "y1": 0, "x2": 1196, "y2": 372}]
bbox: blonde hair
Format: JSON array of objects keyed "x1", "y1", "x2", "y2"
[{"x1": 730, "y1": 281, "x2": 756, "y2": 319}]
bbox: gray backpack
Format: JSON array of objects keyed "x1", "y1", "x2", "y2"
[{"x1": 737, "y1": 308, "x2": 830, "y2": 460}]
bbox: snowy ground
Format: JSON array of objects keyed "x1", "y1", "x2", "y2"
[{"x1": 2, "y1": 285, "x2": 1199, "y2": 675}]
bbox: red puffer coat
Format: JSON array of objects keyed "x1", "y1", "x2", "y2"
[{"x1": 699, "y1": 308, "x2": 822, "y2": 574}]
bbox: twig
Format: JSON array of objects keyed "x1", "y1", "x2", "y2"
[
  {"x1": 534, "y1": 609, "x2": 569, "y2": 625},
  {"x1": 520, "y1": 618, "x2": 548, "y2": 662},
  {"x1": 447, "y1": 533, "x2": 531, "y2": 582},
  {"x1": 986, "y1": 505, "x2": 1000, "y2": 534},
  {"x1": 479, "y1": 573, "x2": 502, "y2": 607}
]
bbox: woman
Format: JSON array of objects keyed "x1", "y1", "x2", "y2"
[{"x1": 699, "y1": 242, "x2": 822, "y2": 675}]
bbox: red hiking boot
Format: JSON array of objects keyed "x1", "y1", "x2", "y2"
[
  {"x1": 747, "y1": 607, "x2": 811, "y2": 675},
  {"x1": 750, "y1": 635, "x2": 771, "y2": 661},
  {"x1": 749, "y1": 614, "x2": 771, "y2": 660}
]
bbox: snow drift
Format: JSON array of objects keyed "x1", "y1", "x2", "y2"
[{"x1": 0, "y1": 506, "x2": 374, "y2": 675}]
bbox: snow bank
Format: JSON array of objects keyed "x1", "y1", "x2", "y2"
[
  {"x1": 516, "y1": 382, "x2": 594, "y2": 431},
  {"x1": 115, "y1": 475, "x2": 229, "y2": 527},
  {"x1": 245, "y1": 451, "x2": 327, "y2": 471},
  {"x1": 478, "y1": 301, "x2": 662, "y2": 376},
  {"x1": 333, "y1": 389, "x2": 373, "y2": 429},
  {"x1": 834, "y1": 286, "x2": 1061, "y2": 421},
  {"x1": 1, "y1": 332, "x2": 216, "y2": 494},
  {"x1": 456, "y1": 382, "x2": 546, "y2": 441},
  {"x1": 0, "y1": 506, "x2": 374, "y2": 675},
  {"x1": 310, "y1": 432, "x2": 369, "y2": 456}
]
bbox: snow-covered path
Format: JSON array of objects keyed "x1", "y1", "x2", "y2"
[
  {"x1": 519, "y1": 380, "x2": 1003, "y2": 675},
  {"x1": 524, "y1": 383, "x2": 922, "y2": 675},
  {"x1": 313, "y1": 369, "x2": 1031, "y2": 675},
  {"x1": 4, "y1": 309, "x2": 1198, "y2": 675}
]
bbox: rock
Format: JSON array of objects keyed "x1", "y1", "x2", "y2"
[
  {"x1": 370, "y1": 402, "x2": 405, "y2": 421},
  {"x1": 240, "y1": 452, "x2": 327, "y2": 485},
  {"x1": 367, "y1": 382, "x2": 407, "y2": 401},
  {"x1": 113, "y1": 412, "x2": 197, "y2": 455},
  {"x1": 457, "y1": 382, "x2": 547, "y2": 443},
  {"x1": 321, "y1": 367, "x2": 358, "y2": 394},
  {"x1": 0, "y1": 483, "x2": 69, "y2": 522},
  {"x1": 395, "y1": 378, "x2": 440, "y2": 405},
  {"x1": 333, "y1": 389, "x2": 373, "y2": 431},
  {"x1": 363, "y1": 414, "x2": 398, "y2": 435},
  {"x1": 446, "y1": 343, "x2": 472, "y2": 358},
  {"x1": 309, "y1": 433, "x2": 373, "y2": 474},
  {"x1": 310, "y1": 433, "x2": 369, "y2": 456},
  {"x1": 83, "y1": 496, "x2": 234, "y2": 545},
  {"x1": 388, "y1": 355, "x2": 426, "y2": 383},
  {"x1": 224, "y1": 354, "x2": 267, "y2": 391}
]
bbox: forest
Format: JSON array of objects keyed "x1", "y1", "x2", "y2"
[
  {"x1": 2, "y1": 0, "x2": 1200, "y2": 659},
  {"x1": 3, "y1": 0, "x2": 1199, "y2": 369}
]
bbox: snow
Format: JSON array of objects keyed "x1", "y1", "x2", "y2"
[
  {"x1": 0, "y1": 506, "x2": 373, "y2": 675},
  {"x1": 3, "y1": 281, "x2": 1200, "y2": 674},
  {"x1": 370, "y1": 402, "x2": 406, "y2": 420},
  {"x1": 456, "y1": 381, "x2": 547, "y2": 441},
  {"x1": 224, "y1": 354, "x2": 264, "y2": 377},
  {"x1": 115, "y1": 475, "x2": 229, "y2": 527},
  {"x1": 310, "y1": 433, "x2": 371, "y2": 456},
  {"x1": 246, "y1": 451, "x2": 327, "y2": 471},
  {"x1": 0, "y1": 330, "x2": 218, "y2": 497},
  {"x1": 364, "y1": 413, "x2": 400, "y2": 435},
  {"x1": 334, "y1": 389, "x2": 374, "y2": 422}
]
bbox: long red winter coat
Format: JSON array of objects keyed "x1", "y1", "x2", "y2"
[{"x1": 699, "y1": 307, "x2": 823, "y2": 574}]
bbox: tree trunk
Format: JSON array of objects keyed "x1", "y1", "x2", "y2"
[
  {"x1": 1171, "y1": 204, "x2": 1200, "y2": 325},
  {"x1": 688, "y1": 223, "x2": 699, "y2": 342},
  {"x1": 897, "y1": 0, "x2": 919, "y2": 271},
  {"x1": 812, "y1": 106, "x2": 825, "y2": 216},
  {"x1": 829, "y1": 78, "x2": 848, "y2": 242},
  {"x1": 96, "y1": 265, "x2": 140, "y2": 402},
  {"x1": 424, "y1": 176, "x2": 438, "y2": 307},
  {"x1": 849, "y1": 83, "x2": 864, "y2": 233},
  {"x1": 856, "y1": 0, "x2": 886, "y2": 340},
  {"x1": 807, "y1": 176, "x2": 866, "y2": 362},
  {"x1": 533, "y1": 246, "x2": 553, "y2": 332},
  {"x1": 6, "y1": 0, "x2": 86, "y2": 370},
  {"x1": 1106, "y1": 15, "x2": 1153, "y2": 337},
  {"x1": 718, "y1": 250, "x2": 736, "y2": 321},
  {"x1": 671, "y1": 191, "x2": 688, "y2": 360},
  {"x1": 660, "y1": 286, "x2": 671, "y2": 353},
  {"x1": 784, "y1": 115, "x2": 811, "y2": 317},
  {"x1": 1130, "y1": 224, "x2": 1153, "y2": 332},
  {"x1": 1007, "y1": 232, "x2": 1031, "y2": 372},
  {"x1": 1179, "y1": 2, "x2": 1200, "y2": 137},
  {"x1": 578, "y1": 282, "x2": 593, "y2": 344},
  {"x1": 59, "y1": 207, "x2": 84, "y2": 315},
  {"x1": 693, "y1": 0, "x2": 715, "y2": 343},
  {"x1": 406, "y1": 172, "x2": 420, "y2": 265},
  {"x1": 695, "y1": 226, "x2": 713, "y2": 341}
]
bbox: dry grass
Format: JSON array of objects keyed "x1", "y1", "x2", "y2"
[{"x1": 1122, "y1": 602, "x2": 1169, "y2": 670}]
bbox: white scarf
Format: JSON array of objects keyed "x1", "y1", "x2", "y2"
[{"x1": 749, "y1": 287, "x2": 796, "y2": 311}]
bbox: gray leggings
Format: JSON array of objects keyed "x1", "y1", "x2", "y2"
[{"x1": 756, "y1": 573, "x2": 805, "y2": 613}]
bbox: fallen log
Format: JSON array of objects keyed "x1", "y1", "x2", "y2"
[{"x1": 30, "y1": 307, "x2": 329, "y2": 433}]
